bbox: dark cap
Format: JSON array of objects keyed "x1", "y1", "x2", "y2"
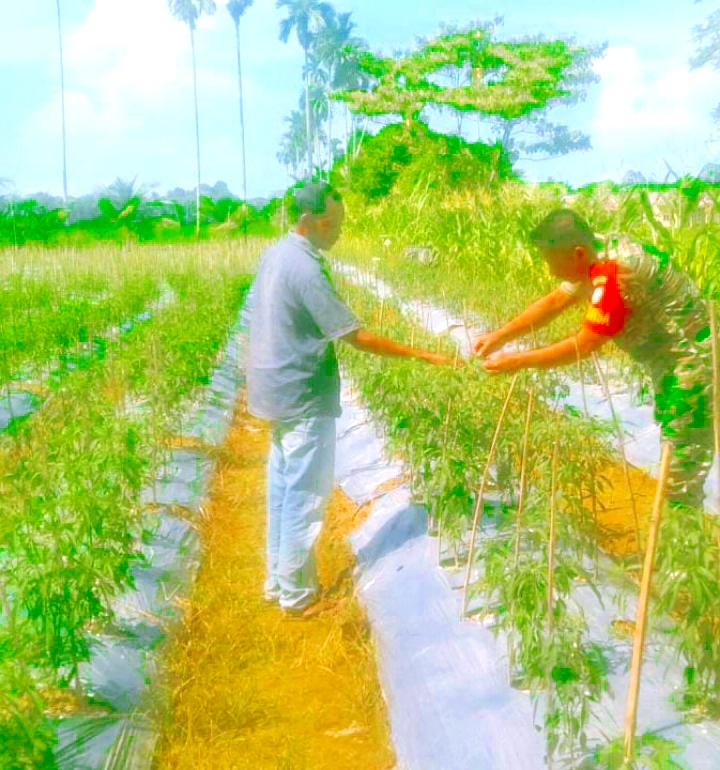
[
  {"x1": 292, "y1": 181, "x2": 341, "y2": 215},
  {"x1": 530, "y1": 208, "x2": 595, "y2": 250}
]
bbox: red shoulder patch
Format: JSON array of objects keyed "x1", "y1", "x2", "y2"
[{"x1": 582, "y1": 262, "x2": 627, "y2": 336}]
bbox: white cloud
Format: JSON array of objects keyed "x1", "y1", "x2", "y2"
[{"x1": 591, "y1": 45, "x2": 719, "y2": 152}]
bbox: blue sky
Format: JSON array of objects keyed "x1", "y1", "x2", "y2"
[{"x1": 1, "y1": 0, "x2": 718, "y2": 200}]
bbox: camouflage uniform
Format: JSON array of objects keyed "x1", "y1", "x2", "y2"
[{"x1": 602, "y1": 239, "x2": 713, "y2": 509}]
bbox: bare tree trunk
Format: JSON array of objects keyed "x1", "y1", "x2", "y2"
[
  {"x1": 190, "y1": 26, "x2": 202, "y2": 237},
  {"x1": 304, "y1": 49, "x2": 313, "y2": 179},
  {"x1": 233, "y1": 20, "x2": 248, "y2": 238},
  {"x1": 328, "y1": 94, "x2": 333, "y2": 178},
  {"x1": 56, "y1": 0, "x2": 68, "y2": 202}
]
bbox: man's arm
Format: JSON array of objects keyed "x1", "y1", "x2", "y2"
[
  {"x1": 483, "y1": 325, "x2": 607, "y2": 372},
  {"x1": 342, "y1": 328, "x2": 456, "y2": 366},
  {"x1": 474, "y1": 287, "x2": 580, "y2": 357}
]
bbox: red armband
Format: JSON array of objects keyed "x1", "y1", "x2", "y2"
[{"x1": 582, "y1": 262, "x2": 627, "y2": 337}]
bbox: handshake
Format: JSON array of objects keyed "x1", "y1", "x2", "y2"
[{"x1": 414, "y1": 330, "x2": 519, "y2": 374}]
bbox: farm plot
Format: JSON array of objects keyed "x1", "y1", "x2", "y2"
[
  {"x1": 0, "y1": 241, "x2": 261, "y2": 768},
  {"x1": 335, "y1": 277, "x2": 720, "y2": 768}
]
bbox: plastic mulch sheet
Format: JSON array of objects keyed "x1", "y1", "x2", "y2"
[
  {"x1": 335, "y1": 376, "x2": 720, "y2": 769},
  {"x1": 0, "y1": 286, "x2": 177, "y2": 437},
  {"x1": 50, "y1": 316, "x2": 246, "y2": 770},
  {"x1": 336, "y1": 263, "x2": 720, "y2": 515}
]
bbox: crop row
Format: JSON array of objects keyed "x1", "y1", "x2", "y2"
[
  {"x1": 336, "y1": 277, "x2": 720, "y2": 767},
  {"x1": 0, "y1": 248, "x2": 253, "y2": 766},
  {"x1": 336, "y1": 180, "x2": 720, "y2": 392}
]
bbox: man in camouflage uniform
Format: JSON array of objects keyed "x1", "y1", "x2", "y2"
[{"x1": 473, "y1": 208, "x2": 714, "y2": 510}]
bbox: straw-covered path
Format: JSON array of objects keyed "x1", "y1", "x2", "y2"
[{"x1": 149, "y1": 396, "x2": 396, "y2": 769}]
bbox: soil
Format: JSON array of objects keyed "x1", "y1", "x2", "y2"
[
  {"x1": 584, "y1": 461, "x2": 659, "y2": 558},
  {"x1": 150, "y1": 402, "x2": 395, "y2": 770}
]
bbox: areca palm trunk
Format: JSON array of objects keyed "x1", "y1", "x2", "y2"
[
  {"x1": 233, "y1": 20, "x2": 248, "y2": 236},
  {"x1": 327, "y1": 93, "x2": 332, "y2": 176},
  {"x1": 190, "y1": 25, "x2": 202, "y2": 236},
  {"x1": 56, "y1": 0, "x2": 68, "y2": 202},
  {"x1": 304, "y1": 49, "x2": 313, "y2": 178}
]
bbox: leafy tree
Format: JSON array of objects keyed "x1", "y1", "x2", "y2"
[
  {"x1": 313, "y1": 11, "x2": 367, "y2": 173},
  {"x1": 277, "y1": 109, "x2": 308, "y2": 179},
  {"x1": 334, "y1": 24, "x2": 601, "y2": 168},
  {"x1": 334, "y1": 28, "x2": 575, "y2": 128},
  {"x1": 55, "y1": 0, "x2": 68, "y2": 202},
  {"x1": 277, "y1": 0, "x2": 334, "y2": 178},
  {"x1": 482, "y1": 31, "x2": 606, "y2": 163},
  {"x1": 166, "y1": 0, "x2": 217, "y2": 236},
  {"x1": 227, "y1": 0, "x2": 253, "y2": 208}
]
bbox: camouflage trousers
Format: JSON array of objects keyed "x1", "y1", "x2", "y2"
[{"x1": 653, "y1": 355, "x2": 714, "y2": 510}]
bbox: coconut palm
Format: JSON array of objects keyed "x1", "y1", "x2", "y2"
[
  {"x1": 277, "y1": 110, "x2": 308, "y2": 180},
  {"x1": 313, "y1": 12, "x2": 364, "y2": 172},
  {"x1": 56, "y1": 0, "x2": 68, "y2": 202},
  {"x1": 227, "y1": 0, "x2": 253, "y2": 210},
  {"x1": 277, "y1": 0, "x2": 333, "y2": 179},
  {"x1": 166, "y1": 0, "x2": 217, "y2": 236}
]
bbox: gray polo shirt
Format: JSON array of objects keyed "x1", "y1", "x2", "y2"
[{"x1": 241, "y1": 231, "x2": 361, "y2": 421}]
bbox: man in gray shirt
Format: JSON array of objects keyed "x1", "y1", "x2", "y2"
[{"x1": 242, "y1": 181, "x2": 453, "y2": 616}]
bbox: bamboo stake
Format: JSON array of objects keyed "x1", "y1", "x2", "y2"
[
  {"x1": 462, "y1": 300, "x2": 474, "y2": 355},
  {"x1": 435, "y1": 397, "x2": 455, "y2": 565},
  {"x1": 514, "y1": 388, "x2": 536, "y2": 567},
  {"x1": 592, "y1": 352, "x2": 642, "y2": 554},
  {"x1": 508, "y1": 386, "x2": 535, "y2": 685},
  {"x1": 461, "y1": 374, "x2": 519, "y2": 618},
  {"x1": 547, "y1": 414, "x2": 562, "y2": 632},
  {"x1": 623, "y1": 442, "x2": 672, "y2": 762},
  {"x1": 545, "y1": 413, "x2": 562, "y2": 770},
  {"x1": 379, "y1": 297, "x2": 385, "y2": 332},
  {"x1": 576, "y1": 342, "x2": 600, "y2": 577},
  {"x1": 709, "y1": 302, "x2": 720, "y2": 505}
]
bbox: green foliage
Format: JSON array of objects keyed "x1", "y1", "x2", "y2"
[
  {"x1": 334, "y1": 121, "x2": 514, "y2": 201},
  {"x1": 590, "y1": 734, "x2": 686, "y2": 769},
  {"x1": 0, "y1": 662, "x2": 57, "y2": 769},
  {"x1": 334, "y1": 29, "x2": 574, "y2": 124}
]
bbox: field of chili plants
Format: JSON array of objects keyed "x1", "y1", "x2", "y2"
[
  {"x1": 336, "y1": 178, "x2": 720, "y2": 391},
  {"x1": 0, "y1": 241, "x2": 262, "y2": 768},
  {"x1": 333, "y1": 270, "x2": 720, "y2": 768}
]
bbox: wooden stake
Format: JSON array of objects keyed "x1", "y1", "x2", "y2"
[
  {"x1": 547, "y1": 414, "x2": 562, "y2": 632},
  {"x1": 545, "y1": 413, "x2": 562, "y2": 764},
  {"x1": 514, "y1": 388, "x2": 536, "y2": 567},
  {"x1": 379, "y1": 297, "x2": 385, "y2": 332},
  {"x1": 462, "y1": 300, "x2": 474, "y2": 355},
  {"x1": 623, "y1": 442, "x2": 672, "y2": 762},
  {"x1": 576, "y1": 343, "x2": 600, "y2": 576},
  {"x1": 461, "y1": 374, "x2": 519, "y2": 618},
  {"x1": 709, "y1": 302, "x2": 720, "y2": 503},
  {"x1": 592, "y1": 353, "x2": 642, "y2": 554}
]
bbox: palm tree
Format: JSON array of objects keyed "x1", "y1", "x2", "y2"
[
  {"x1": 314, "y1": 12, "x2": 363, "y2": 173},
  {"x1": 227, "y1": 1, "x2": 253, "y2": 211},
  {"x1": 277, "y1": 110, "x2": 307, "y2": 179},
  {"x1": 166, "y1": 0, "x2": 217, "y2": 236},
  {"x1": 56, "y1": 0, "x2": 68, "y2": 202},
  {"x1": 277, "y1": 0, "x2": 333, "y2": 179}
]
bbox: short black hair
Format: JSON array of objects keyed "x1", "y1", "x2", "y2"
[
  {"x1": 292, "y1": 180, "x2": 342, "y2": 216},
  {"x1": 530, "y1": 208, "x2": 595, "y2": 251}
]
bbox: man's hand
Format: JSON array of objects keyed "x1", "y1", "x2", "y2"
[
  {"x1": 472, "y1": 331, "x2": 504, "y2": 358},
  {"x1": 419, "y1": 350, "x2": 463, "y2": 367},
  {"x1": 483, "y1": 351, "x2": 524, "y2": 374}
]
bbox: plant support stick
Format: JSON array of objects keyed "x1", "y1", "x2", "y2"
[
  {"x1": 592, "y1": 352, "x2": 642, "y2": 553},
  {"x1": 623, "y1": 442, "x2": 672, "y2": 762},
  {"x1": 461, "y1": 374, "x2": 519, "y2": 618}
]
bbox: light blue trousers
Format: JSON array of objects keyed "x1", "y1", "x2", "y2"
[{"x1": 265, "y1": 416, "x2": 336, "y2": 610}]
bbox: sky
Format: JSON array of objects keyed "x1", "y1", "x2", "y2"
[{"x1": 1, "y1": 0, "x2": 719, "y2": 200}]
